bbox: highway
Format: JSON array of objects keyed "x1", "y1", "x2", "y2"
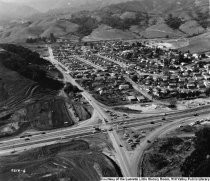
[
  {"x1": 0, "y1": 129, "x2": 94, "y2": 151},
  {"x1": 132, "y1": 112, "x2": 210, "y2": 177},
  {"x1": 48, "y1": 46, "x2": 133, "y2": 177},
  {"x1": 1, "y1": 46, "x2": 209, "y2": 177},
  {"x1": 1, "y1": 105, "x2": 209, "y2": 151},
  {"x1": 47, "y1": 43, "x2": 208, "y2": 177}
]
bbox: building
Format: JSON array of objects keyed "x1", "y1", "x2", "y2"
[
  {"x1": 137, "y1": 96, "x2": 146, "y2": 102},
  {"x1": 119, "y1": 84, "x2": 129, "y2": 90},
  {"x1": 127, "y1": 96, "x2": 137, "y2": 102}
]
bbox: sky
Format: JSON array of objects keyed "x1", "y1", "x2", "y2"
[{"x1": 1, "y1": 0, "x2": 28, "y2": 3}]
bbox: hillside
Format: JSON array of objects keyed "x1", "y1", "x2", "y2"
[
  {"x1": 83, "y1": 24, "x2": 140, "y2": 41},
  {"x1": 0, "y1": 19, "x2": 79, "y2": 43},
  {"x1": 180, "y1": 30, "x2": 210, "y2": 53},
  {"x1": 0, "y1": 1, "x2": 39, "y2": 24},
  {"x1": 0, "y1": 44, "x2": 93, "y2": 138},
  {"x1": 0, "y1": 0, "x2": 209, "y2": 43},
  {"x1": 0, "y1": 140, "x2": 121, "y2": 180},
  {"x1": 3, "y1": 0, "x2": 131, "y2": 13}
]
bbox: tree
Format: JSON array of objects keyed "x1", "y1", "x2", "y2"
[
  {"x1": 181, "y1": 127, "x2": 210, "y2": 176},
  {"x1": 168, "y1": 98, "x2": 177, "y2": 108},
  {"x1": 165, "y1": 14, "x2": 183, "y2": 29},
  {"x1": 50, "y1": 33, "x2": 56, "y2": 42}
]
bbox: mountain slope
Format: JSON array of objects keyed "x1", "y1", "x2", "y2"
[
  {"x1": 0, "y1": 1, "x2": 39, "y2": 23},
  {"x1": 3, "y1": 0, "x2": 132, "y2": 13},
  {"x1": 0, "y1": 19, "x2": 79, "y2": 43},
  {"x1": 0, "y1": 0, "x2": 209, "y2": 43}
]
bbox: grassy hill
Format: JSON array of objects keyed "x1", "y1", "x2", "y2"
[
  {"x1": 0, "y1": 1, "x2": 39, "y2": 24},
  {"x1": 180, "y1": 30, "x2": 210, "y2": 53},
  {"x1": 0, "y1": 0, "x2": 209, "y2": 43},
  {"x1": 0, "y1": 19, "x2": 79, "y2": 43},
  {"x1": 83, "y1": 24, "x2": 140, "y2": 41},
  {"x1": 141, "y1": 23, "x2": 185, "y2": 38}
]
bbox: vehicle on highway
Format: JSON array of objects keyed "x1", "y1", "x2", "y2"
[
  {"x1": 119, "y1": 144, "x2": 123, "y2": 147},
  {"x1": 150, "y1": 121, "x2": 155, "y2": 124},
  {"x1": 20, "y1": 134, "x2": 32, "y2": 138},
  {"x1": 147, "y1": 140, "x2": 151, "y2": 143},
  {"x1": 162, "y1": 117, "x2": 166, "y2": 120},
  {"x1": 194, "y1": 113, "x2": 198, "y2": 116},
  {"x1": 93, "y1": 126, "x2": 101, "y2": 132},
  {"x1": 60, "y1": 136, "x2": 66, "y2": 140},
  {"x1": 42, "y1": 132, "x2": 46, "y2": 134},
  {"x1": 25, "y1": 138, "x2": 30, "y2": 141}
]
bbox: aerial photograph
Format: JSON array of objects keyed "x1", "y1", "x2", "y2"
[{"x1": 0, "y1": 0, "x2": 209, "y2": 180}]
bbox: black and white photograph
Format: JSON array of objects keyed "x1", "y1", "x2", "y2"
[{"x1": 0, "y1": 0, "x2": 209, "y2": 180}]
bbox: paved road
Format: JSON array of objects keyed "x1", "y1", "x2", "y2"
[
  {"x1": 48, "y1": 46, "x2": 133, "y2": 177},
  {"x1": 131, "y1": 111, "x2": 210, "y2": 177},
  {"x1": 96, "y1": 53, "x2": 170, "y2": 106},
  {"x1": 74, "y1": 55, "x2": 105, "y2": 71},
  {"x1": 97, "y1": 54, "x2": 128, "y2": 69},
  {"x1": 0, "y1": 126, "x2": 96, "y2": 154},
  {"x1": 1, "y1": 46, "x2": 208, "y2": 177}
]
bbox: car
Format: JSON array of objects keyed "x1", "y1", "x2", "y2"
[
  {"x1": 147, "y1": 140, "x2": 151, "y2": 143},
  {"x1": 119, "y1": 145, "x2": 123, "y2": 147},
  {"x1": 194, "y1": 113, "x2": 198, "y2": 116},
  {"x1": 162, "y1": 117, "x2": 166, "y2": 120},
  {"x1": 42, "y1": 132, "x2": 46, "y2": 134},
  {"x1": 150, "y1": 121, "x2": 155, "y2": 124},
  {"x1": 25, "y1": 138, "x2": 30, "y2": 141}
]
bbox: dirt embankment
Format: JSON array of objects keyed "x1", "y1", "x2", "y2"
[
  {"x1": 0, "y1": 140, "x2": 121, "y2": 181},
  {"x1": 142, "y1": 136, "x2": 194, "y2": 177}
]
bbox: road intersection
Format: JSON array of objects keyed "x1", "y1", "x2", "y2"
[{"x1": 1, "y1": 47, "x2": 209, "y2": 177}]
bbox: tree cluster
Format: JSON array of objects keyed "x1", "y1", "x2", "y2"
[
  {"x1": 181, "y1": 127, "x2": 210, "y2": 176},
  {"x1": 70, "y1": 16, "x2": 98, "y2": 36},
  {"x1": 26, "y1": 37, "x2": 47, "y2": 43},
  {"x1": 165, "y1": 14, "x2": 183, "y2": 29},
  {"x1": 64, "y1": 83, "x2": 81, "y2": 94},
  {"x1": 101, "y1": 12, "x2": 149, "y2": 30},
  {"x1": 0, "y1": 44, "x2": 64, "y2": 90}
]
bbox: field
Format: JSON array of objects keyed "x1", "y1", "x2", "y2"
[{"x1": 0, "y1": 140, "x2": 121, "y2": 181}]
